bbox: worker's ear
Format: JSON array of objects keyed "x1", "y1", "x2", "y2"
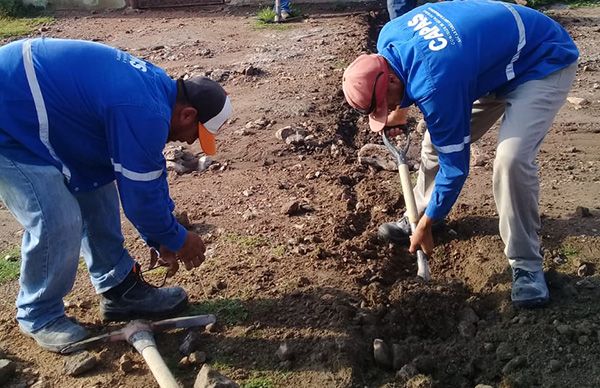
[{"x1": 179, "y1": 106, "x2": 198, "y2": 126}]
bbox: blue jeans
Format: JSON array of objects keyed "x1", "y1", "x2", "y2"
[
  {"x1": 274, "y1": 0, "x2": 290, "y2": 13},
  {"x1": 387, "y1": 0, "x2": 416, "y2": 19},
  {"x1": 0, "y1": 153, "x2": 135, "y2": 332}
]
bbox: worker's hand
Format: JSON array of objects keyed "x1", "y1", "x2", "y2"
[
  {"x1": 409, "y1": 214, "x2": 435, "y2": 256},
  {"x1": 386, "y1": 106, "x2": 409, "y2": 128},
  {"x1": 149, "y1": 246, "x2": 179, "y2": 277},
  {"x1": 175, "y1": 231, "x2": 206, "y2": 272}
]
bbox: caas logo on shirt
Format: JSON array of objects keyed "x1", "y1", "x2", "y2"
[
  {"x1": 116, "y1": 50, "x2": 148, "y2": 72},
  {"x1": 407, "y1": 13, "x2": 448, "y2": 52}
]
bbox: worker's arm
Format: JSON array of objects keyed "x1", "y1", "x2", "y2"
[
  {"x1": 106, "y1": 105, "x2": 204, "y2": 273},
  {"x1": 409, "y1": 87, "x2": 472, "y2": 254}
]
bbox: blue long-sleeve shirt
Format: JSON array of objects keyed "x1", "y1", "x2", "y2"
[
  {"x1": 0, "y1": 38, "x2": 187, "y2": 251},
  {"x1": 377, "y1": 0, "x2": 579, "y2": 220}
]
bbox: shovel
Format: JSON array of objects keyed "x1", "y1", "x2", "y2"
[
  {"x1": 61, "y1": 314, "x2": 217, "y2": 388},
  {"x1": 382, "y1": 128, "x2": 431, "y2": 281}
]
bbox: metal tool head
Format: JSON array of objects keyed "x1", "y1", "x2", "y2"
[{"x1": 382, "y1": 127, "x2": 411, "y2": 165}]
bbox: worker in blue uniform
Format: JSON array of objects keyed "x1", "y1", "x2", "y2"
[
  {"x1": 0, "y1": 38, "x2": 232, "y2": 352},
  {"x1": 342, "y1": 0, "x2": 578, "y2": 308}
]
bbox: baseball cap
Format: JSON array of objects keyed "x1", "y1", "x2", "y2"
[
  {"x1": 180, "y1": 76, "x2": 233, "y2": 155},
  {"x1": 342, "y1": 54, "x2": 389, "y2": 132}
]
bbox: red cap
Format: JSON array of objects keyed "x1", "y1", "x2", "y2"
[{"x1": 342, "y1": 54, "x2": 389, "y2": 132}]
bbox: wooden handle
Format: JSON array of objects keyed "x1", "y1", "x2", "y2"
[
  {"x1": 130, "y1": 331, "x2": 180, "y2": 388},
  {"x1": 397, "y1": 164, "x2": 419, "y2": 225}
]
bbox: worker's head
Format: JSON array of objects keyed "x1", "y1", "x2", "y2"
[
  {"x1": 170, "y1": 76, "x2": 233, "y2": 155},
  {"x1": 342, "y1": 54, "x2": 404, "y2": 132}
]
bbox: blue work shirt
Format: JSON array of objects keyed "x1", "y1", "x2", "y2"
[
  {"x1": 0, "y1": 38, "x2": 187, "y2": 251},
  {"x1": 377, "y1": 0, "x2": 579, "y2": 220}
]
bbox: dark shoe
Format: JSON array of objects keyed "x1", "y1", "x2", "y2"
[
  {"x1": 20, "y1": 316, "x2": 88, "y2": 353},
  {"x1": 378, "y1": 216, "x2": 445, "y2": 244},
  {"x1": 511, "y1": 268, "x2": 549, "y2": 308},
  {"x1": 100, "y1": 263, "x2": 188, "y2": 321}
]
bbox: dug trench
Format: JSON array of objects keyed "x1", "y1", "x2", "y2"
[{"x1": 0, "y1": 4, "x2": 600, "y2": 388}]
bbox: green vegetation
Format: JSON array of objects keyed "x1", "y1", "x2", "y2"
[
  {"x1": 254, "y1": 5, "x2": 301, "y2": 28},
  {"x1": 0, "y1": 15, "x2": 52, "y2": 38},
  {"x1": 243, "y1": 376, "x2": 275, "y2": 388},
  {"x1": 527, "y1": 0, "x2": 599, "y2": 8},
  {"x1": 0, "y1": 247, "x2": 21, "y2": 284},
  {"x1": 270, "y1": 245, "x2": 286, "y2": 258},
  {"x1": 224, "y1": 233, "x2": 269, "y2": 251},
  {"x1": 187, "y1": 298, "x2": 249, "y2": 325},
  {"x1": 559, "y1": 244, "x2": 580, "y2": 258}
]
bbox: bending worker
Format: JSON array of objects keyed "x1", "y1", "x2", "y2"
[
  {"x1": 342, "y1": 0, "x2": 578, "y2": 308},
  {"x1": 0, "y1": 38, "x2": 232, "y2": 352}
]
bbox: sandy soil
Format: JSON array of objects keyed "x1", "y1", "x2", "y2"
[{"x1": 1, "y1": 4, "x2": 599, "y2": 388}]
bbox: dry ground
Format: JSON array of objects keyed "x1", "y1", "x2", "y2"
[{"x1": 1, "y1": 4, "x2": 599, "y2": 388}]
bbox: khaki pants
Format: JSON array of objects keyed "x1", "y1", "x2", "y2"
[{"x1": 414, "y1": 63, "x2": 577, "y2": 271}]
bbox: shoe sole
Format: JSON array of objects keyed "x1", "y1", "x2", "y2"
[
  {"x1": 512, "y1": 296, "x2": 549, "y2": 309},
  {"x1": 101, "y1": 296, "x2": 189, "y2": 322}
]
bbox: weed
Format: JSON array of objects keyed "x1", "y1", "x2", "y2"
[
  {"x1": 0, "y1": 246, "x2": 20, "y2": 284},
  {"x1": 186, "y1": 298, "x2": 249, "y2": 325},
  {"x1": 560, "y1": 244, "x2": 579, "y2": 258},
  {"x1": 0, "y1": 16, "x2": 52, "y2": 38},
  {"x1": 270, "y1": 245, "x2": 285, "y2": 258},
  {"x1": 256, "y1": 7, "x2": 276, "y2": 23},
  {"x1": 243, "y1": 377, "x2": 274, "y2": 388},
  {"x1": 224, "y1": 233, "x2": 269, "y2": 251}
]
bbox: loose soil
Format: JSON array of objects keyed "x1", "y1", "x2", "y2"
[{"x1": 1, "y1": 4, "x2": 599, "y2": 388}]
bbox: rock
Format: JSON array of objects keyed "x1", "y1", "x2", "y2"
[
  {"x1": 180, "y1": 330, "x2": 203, "y2": 356},
  {"x1": 459, "y1": 306, "x2": 479, "y2": 323},
  {"x1": 179, "y1": 356, "x2": 192, "y2": 369},
  {"x1": 578, "y1": 335, "x2": 589, "y2": 345},
  {"x1": 30, "y1": 377, "x2": 50, "y2": 388},
  {"x1": 282, "y1": 200, "x2": 301, "y2": 216},
  {"x1": 502, "y1": 355, "x2": 527, "y2": 374},
  {"x1": 119, "y1": 354, "x2": 135, "y2": 373},
  {"x1": 457, "y1": 320, "x2": 477, "y2": 338},
  {"x1": 205, "y1": 322, "x2": 218, "y2": 333},
  {"x1": 471, "y1": 145, "x2": 487, "y2": 167},
  {"x1": 416, "y1": 119, "x2": 427, "y2": 134},
  {"x1": 0, "y1": 359, "x2": 16, "y2": 384},
  {"x1": 548, "y1": 359, "x2": 561, "y2": 372},
  {"x1": 189, "y1": 351, "x2": 207, "y2": 365},
  {"x1": 553, "y1": 253, "x2": 568, "y2": 265},
  {"x1": 275, "y1": 126, "x2": 298, "y2": 141},
  {"x1": 4, "y1": 254, "x2": 17, "y2": 262},
  {"x1": 577, "y1": 263, "x2": 594, "y2": 277},
  {"x1": 167, "y1": 160, "x2": 192, "y2": 175},
  {"x1": 567, "y1": 96, "x2": 590, "y2": 109},
  {"x1": 495, "y1": 342, "x2": 515, "y2": 361},
  {"x1": 198, "y1": 156, "x2": 213, "y2": 171},
  {"x1": 358, "y1": 144, "x2": 397, "y2": 171},
  {"x1": 194, "y1": 364, "x2": 239, "y2": 388},
  {"x1": 175, "y1": 210, "x2": 192, "y2": 229},
  {"x1": 396, "y1": 363, "x2": 419, "y2": 381},
  {"x1": 576, "y1": 277, "x2": 600, "y2": 289},
  {"x1": 556, "y1": 324, "x2": 574, "y2": 337},
  {"x1": 405, "y1": 374, "x2": 433, "y2": 388},
  {"x1": 63, "y1": 351, "x2": 97, "y2": 376},
  {"x1": 242, "y1": 65, "x2": 261, "y2": 76},
  {"x1": 593, "y1": 82, "x2": 600, "y2": 90},
  {"x1": 373, "y1": 339, "x2": 392, "y2": 369},
  {"x1": 575, "y1": 206, "x2": 592, "y2": 218},
  {"x1": 285, "y1": 133, "x2": 306, "y2": 146},
  {"x1": 392, "y1": 343, "x2": 409, "y2": 370},
  {"x1": 163, "y1": 145, "x2": 185, "y2": 161},
  {"x1": 474, "y1": 385, "x2": 494, "y2": 388},
  {"x1": 275, "y1": 343, "x2": 294, "y2": 361}
]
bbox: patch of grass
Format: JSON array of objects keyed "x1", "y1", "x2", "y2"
[
  {"x1": 270, "y1": 245, "x2": 285, "y2": 258},
  {"x1": 0, "y1": 247, "x2": 20, "y2": 284},
  {"x1": 527, "y1": 0, "x2": 599, "y2": 8},
  {"x1": 560, "y1": 244, "x2": 580, "y2": 258},
  {"x1": 256, "y1": 7, "x2": 276, "y2": 23},
  {"x1": 243, "y1": 377, "x2": 274, "y2": 388},
  {"x1": 187, "y1": 298, "x2": 249, "y2": 325},
  {"x1": 224, "y1": 233, "x2": 269, "y2": 251},
  {"x1": 0, "y1": 16, "x2": 52, "y2": 38}
]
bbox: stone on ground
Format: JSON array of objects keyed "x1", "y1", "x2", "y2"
[{"x1": 194, "y1": 364, "x2": 239, "y2": 388}]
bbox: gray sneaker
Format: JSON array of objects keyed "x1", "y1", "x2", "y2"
[
  {"x1": 378, "y1": 216, "x2": 445, "y2": 244},
  {"x1": 511, "y1": 268, "x2": 549, "y2": 308},
  {"x1": 20, "y1": 316, "x2": 89, "y2": 353},
  {"x1": 100, "y1": 263, "x2": 188, "y2": 321}
]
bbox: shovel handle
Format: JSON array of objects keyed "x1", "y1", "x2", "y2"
[{"x1": 130, "y1": 330, "x2": 180, "y2": 388}]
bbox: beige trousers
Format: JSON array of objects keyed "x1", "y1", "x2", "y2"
[{"x1": 413, "y1": 63, "x2": 577, "y2": 271}]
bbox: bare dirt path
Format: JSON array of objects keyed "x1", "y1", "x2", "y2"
[{"x1": 0, "y1": 4, "x2": 599, "y2": 388}]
